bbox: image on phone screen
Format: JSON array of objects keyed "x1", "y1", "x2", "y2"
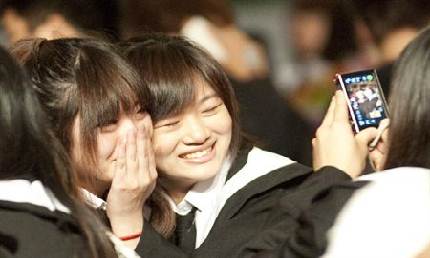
[{"x1": 336, "y1": 69, "x2": 389, "y2": 132}]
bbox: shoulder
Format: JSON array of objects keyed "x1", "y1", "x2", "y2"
[
  {"x1": 238, "y1": 147, "x2": 308, "y2": 178},
  {"x1": 225, "y1": 147, "x2": 310, "y2": 194},
  {"x1": 0, "y1": 201, "x2": 89, "y2": 258},
  {"x1": 324, "y1": 167, "x2": 430, "y2": 258}
]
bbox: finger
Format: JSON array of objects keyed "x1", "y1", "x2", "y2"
[
  {"x1": 126, "y1": 130, "x2": 137, "y2": 162},
  {"x1": 320, "y1": 95, "x2": 336, "y2": 128},
  {"x1": 369, "y1": 119, "x2": 390, "y2": 150},
  {"x1": 125, "y1": 130, "x2": 138, "y2": 177},
  {"x1": 136, "y1": 123, "x2": 146, "y2": 167},
  {"x1": 333, "y1": 90, "x2": 350, "y2": 123},
  {"x1": 145, "y1": 115, "x2": 154, "y2": 137},
  {"x1": 356, "y1": 127, "x2": 378, "y2": 148},
  {"x1": 369, "y1": 150, "x2": 385, "y2": 171},
  {"x1": 115, "y1": 137, "x2": 126, "y2": 177},
  {"x1": 311, "y1": 138, "x2": 321, "y2": 171},
  {"x1": 137, "y1": 124, "x2": 151, "y2": 182},
  {"x1": 379, "y1": 118, "x2": 390, "y2": 129},
  {"x1": 142, "y1": 124, "x2": 157, "y2": 180},
  {"x1": 147, "y1": 139, "x2": 158, "y2": 180}
]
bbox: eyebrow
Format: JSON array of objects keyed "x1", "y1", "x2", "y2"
[{"x1": 199, "y1": 93, "x2": 220, "y2": 104}]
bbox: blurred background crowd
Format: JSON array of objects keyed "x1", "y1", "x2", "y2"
[{"x1": 1, "y1": 0, "x2": 429, "y2": 166}]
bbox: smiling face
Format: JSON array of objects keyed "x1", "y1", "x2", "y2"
[
  {"x1": 153, "y1": 79, "x2": 232, "y2": 193},
  {"x1": 71, "y1": 107, "x2": 152, "y2": 194}
]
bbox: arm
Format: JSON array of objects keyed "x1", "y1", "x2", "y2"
[{"x1": 240, "y1": 178, "x2": 369, "y2": 258}]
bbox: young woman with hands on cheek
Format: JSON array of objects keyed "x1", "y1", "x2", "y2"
[
  {"x1": 10, "y1": 38, "x2": 159, "y2": 249},
  {"x1": 121, "y1": 34, "x2": 359, "y2": 258},
  {"x1": 0, "y1": 45, "x2": 126, "y2": 258}
]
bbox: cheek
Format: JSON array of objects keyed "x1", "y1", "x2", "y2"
[
  {"x1": 209, "y1": 109, "x2": 233, "y2": 137},
  {"x1": 97, "y1": 134, "x2": 118, "y2": 160},
  {"x1": 152, "y1": 131, "x2": 178, "y2": 163}
]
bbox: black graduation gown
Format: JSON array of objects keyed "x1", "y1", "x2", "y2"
[
  {"x1": 136, "y1": 145, "x2": 351, "y2": 258},
  {"x1": 0, "y1": 200, "x2": 90, "y2": 258}
]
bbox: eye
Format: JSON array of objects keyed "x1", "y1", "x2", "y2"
[
  {"x1": 202, "y1": 103, "x2": 223, "y2": 115},
  {"x1": 99, "y1": 120, "x2": 119, "y2": 133},
  {"x1": 155, "y1": 119, "x2": 180, "y2": 129}
]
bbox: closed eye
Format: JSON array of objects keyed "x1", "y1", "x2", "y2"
[
  {"x1": 155, "y1": 120, "x2": 180, "y2": 129},
  {"x1": 99, "y1": 120, "x2": 119, "y2": 133},
  {"x1": 202, "y1": 103, "x2": 223, "y2": 115}
]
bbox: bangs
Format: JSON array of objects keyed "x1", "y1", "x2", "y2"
[
  {"x1": 75, "y1": 44, "x2": 146, "y2": 129},
  {"x1": 144, "y1": 49, "x2": 199, "y2": 122},
  {"x1": 123, "y1": 34, "x2": 241, "y2": 155}
]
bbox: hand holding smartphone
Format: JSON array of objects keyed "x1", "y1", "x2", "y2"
[{"x1": 335, "y1": 69, "x2": 390, "y2": 133}]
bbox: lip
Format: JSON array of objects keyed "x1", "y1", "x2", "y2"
[{"x1": 179, "y1": 142, "x2": 216, "y2": 163}]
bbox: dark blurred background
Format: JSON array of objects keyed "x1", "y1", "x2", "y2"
[{"x1": 1, "y1": 0, "x2": 429, "y2": 166}]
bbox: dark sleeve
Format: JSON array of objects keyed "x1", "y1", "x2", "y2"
[
  {"x1": 135, "y1": 221, "x2": 188, "y2": 258},
  {"x1": 238, "y1": 167, "x2": 355, "y2": 258},
  {"x1": 252, "y1": 176, "x2": 369, "y2": 258},
  {"x1": 0, "y1": 231, "x2": 15, "y2": 258},
  {"x1": 281, "y1": 166, "x2": 352, "y2": 215}
]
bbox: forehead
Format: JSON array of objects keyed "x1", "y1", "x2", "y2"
[{"x1": 193, "y1": 77, "x2": 218, "y2": 100}]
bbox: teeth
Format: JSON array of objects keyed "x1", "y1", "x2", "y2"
[{"x1": 183, "y1": 148, "x2": 211, "y2": 159}]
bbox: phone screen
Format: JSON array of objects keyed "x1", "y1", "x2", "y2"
[{"x1": 336, "y1": 69, "x2": 389, "y2": 132}]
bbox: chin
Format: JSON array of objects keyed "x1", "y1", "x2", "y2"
[{"x1": 191, "y1": 168, "x2": 220, "y2": 182}]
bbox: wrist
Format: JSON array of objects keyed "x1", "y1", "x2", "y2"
[
  {"x1": 109, "y1": 212, "x2": 143, "y2": 238},
  {"x1": 118, "y1": 232, "x2": 142, "y2": 241}
]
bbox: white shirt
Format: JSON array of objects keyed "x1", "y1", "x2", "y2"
[
  {"x1": 0, "y1": 179, "x2": 69, "y2": 212},
  {"x1": 323, "y1": 167, "x2": 430, "y2": 258},
  {"x1": 166, "y1": 147, "x2": 295, "y2": 248}
]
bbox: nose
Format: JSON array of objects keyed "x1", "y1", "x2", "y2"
[{"x1": 182, "y1": 115, "x2": 210, "y2": 145}]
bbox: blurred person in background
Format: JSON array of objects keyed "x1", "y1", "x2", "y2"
[
  {"x1": 0, "y1": 0, "x2": 119, "y2": 45},
  {"x1": 121, "y1": 0, "x2": 313, "y2": 165},
  {"x1": 351, "y1": 0, "x2": 430, "y2": 98},
  {"x1": 281, "y1": 0, "x2": 367, "y2": 128}
]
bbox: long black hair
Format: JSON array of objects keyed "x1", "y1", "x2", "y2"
[
  {"x1": 384, "y1": 26, "x2": 430, "y2": 169},
  {"x1": 0, "y1": 46, "x2": 116, "y2": 257}
]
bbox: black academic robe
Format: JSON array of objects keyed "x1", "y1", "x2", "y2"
[
  {"x1": 136, "y1": 145, "x2": 351, "y2": 258},
  {"x1": 0, "y1": 200, "x2": 90, "y2": 258}
]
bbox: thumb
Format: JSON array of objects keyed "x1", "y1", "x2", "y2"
[{"x1": 356, "y1": 127, "x2": 378, "y2": 147}]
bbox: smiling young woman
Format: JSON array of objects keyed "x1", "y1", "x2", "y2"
[{"x1": 120, "y1": 34, "x2": 355, "y2": 257}]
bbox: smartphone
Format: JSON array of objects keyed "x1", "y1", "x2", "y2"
[{"x1": 335, "y1": 69, "x2": 389, "y2": 133}]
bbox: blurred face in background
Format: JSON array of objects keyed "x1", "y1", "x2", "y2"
[
  {"x1": 1, "y1": 9, "x2": 80, "y2": 44},
  {"x1": 291, "y1": 11, "x2": 331, "y2": 60}
]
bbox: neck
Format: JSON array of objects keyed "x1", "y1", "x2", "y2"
[
  {"x1": 78, "y1": 177, "x2": 110, "y2": 197},
  {"x1": 160, "y1": 178, "x2": 195, "y2": 204}
]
